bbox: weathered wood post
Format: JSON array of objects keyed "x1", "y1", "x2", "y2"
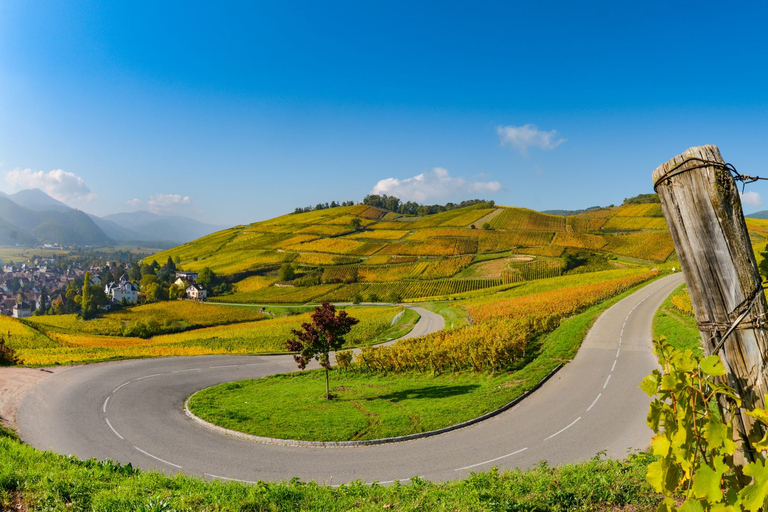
[{"x1": 653, "y1": 144, "x2": 768, "y2": 464}]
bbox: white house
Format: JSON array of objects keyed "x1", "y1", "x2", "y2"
[
  {"x1": 12, "y1": 302, "x2": 32, "y2": 318},
  {"x1": 186, "y1": 283, "x2": 207, "y2": 300},
  {"x1": 105, "y1": 281, "x2": 139, "y2": 304}
]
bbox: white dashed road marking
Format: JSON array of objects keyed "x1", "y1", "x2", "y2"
[
  {"x1": 587, "y1": 394, "x2": 601, "y2": 412},
  {"x1": 105, "y1": 418, "x2": 123, "y2": 440},
  {"x1": 134, "y1": 446, "x2": 182, "y2": 469},
  {"x1": 544, "y1": 417, "x2": 581, "y2": 441}
]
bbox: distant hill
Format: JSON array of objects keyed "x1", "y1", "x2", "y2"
[
  {"x1": 0, "y1": 188, "x2": 224, "y2": 247},
  {"x1": 0, "y1": 195, "x2": 110, "y2": 246},
  {"x1": 102, "y1": 212, "x2": 226, "y2": 244},
  {"x1": 542, "y1": 206, "x2": 604, "y2": 216},
  {"x1": 87, "y1": 215, "x2": 144, "y2": 242},
  {"x1": 747, "y1": 211, "x2": 768, "y2": 220}
]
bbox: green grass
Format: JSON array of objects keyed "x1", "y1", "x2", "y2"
[
  {"x1": 373, "y1": 307, "x2": 419, "y2": 343},
  {"x1": 0, "y1": 431, "x2": 660, "y2": 511},
  {"x1": 190, "y1": 370, "x2": 525, "y2": 442},
  {"x1": 652, "y1": 284, "x2": 702, "y2": 354},
  {"x1": 414, "y1": 301, "x2": 469, "y2": 329},
  {"x1": 189, "y1": 279, "x2": 654, "y2": 442}
]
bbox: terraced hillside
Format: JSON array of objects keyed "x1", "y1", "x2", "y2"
[{"x1": 150, "y1": 202, "x2": 768, "y2": 304}]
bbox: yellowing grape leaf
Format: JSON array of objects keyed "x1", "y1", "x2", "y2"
[
  {"x1": 740, "y1": 460, "x2": 768, "y2": 512},
  {"x1": 700, "y1": 355, "x2": 726, "y2": 376},
  {"x1": 692, "y1": 457, "x2": 726, "y2": 503}
]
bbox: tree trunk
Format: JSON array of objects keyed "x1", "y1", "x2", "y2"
[
  {"x1": 325, "y1": 366, "x2": 330, "y2": 400},
  {"x1": 653, "y1": 145, "x2": 768, "y2": 464}
]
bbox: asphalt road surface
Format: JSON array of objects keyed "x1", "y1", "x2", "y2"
[{"x1": 17, "y1": 275, "x2": 683, "y2": 484}]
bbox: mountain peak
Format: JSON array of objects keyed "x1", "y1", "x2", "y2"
[{"x1": 9, "y1": 188, "x2": 72, "y2": 212}]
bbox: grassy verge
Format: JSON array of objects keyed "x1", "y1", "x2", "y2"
[
  {"x1": 189, "y1": 280, "x2": 654, "y2": 442},
  {"x1": 652, "y1": 283, "x2": 701, "y2": 354},
  {"x1": 0, "y1": 431, "x2": 659, "y2": 511},
  {"x1": 414, "y1": 301, "x2": 469, "y2": 329},
  {"x1": 370, "y1": 307, "x2": 419, "y2": 344}
]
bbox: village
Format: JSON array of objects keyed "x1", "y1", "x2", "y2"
[{"x1": 0, "y1": 258, "x2": 208, "y2": 318}]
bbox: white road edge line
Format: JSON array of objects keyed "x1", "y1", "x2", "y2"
[
  {"x1": 134, "y1": 446, "x2": 182, "y2": 469},
  {"x1": 603, "y1": 374, "x2": 612, "y2": 389},
  {"x1": 102, "y1": 396, "x2": 110, "y2": 413},
  {"x1": 544, "y1": 417, "x2": 581, "y2": 441},
  {"x1": 205, "y1": 473, "x2": 257, "y2": 484},
  {"x1": 616, "y1": 347, "x2": 621, "y2": 357},
  {"x1": 455, "y1": 447, "x2": 528, "y2": 471},
  {"x1": 105, "y1": 418, "x2": 123, "y2": 440},
  {"x1": 611, "y1": 360, "x2": 617, "y2": 372},
  {"x1": 587, "y1": 393, "x2": 602, "y2": 412}
]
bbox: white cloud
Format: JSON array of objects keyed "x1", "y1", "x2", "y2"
[
  {"x1": 5, "y1": 168, "x2": 96, "y2": 203},
  {"x1": 126, "y1": 198, "x2": 143, "y2": 208},
  {"x1": 147, "y1": 193, "x2": 193, "y2": 214},
  {"x1": 371, "y1": 167, "x2": 501, "y2": 203},
  {"x1": 497, "y1": 124, "x2": 566, "y2": 155},
  {"x1": 741, "y1": 191, "x2": 762, "y2": 209}
]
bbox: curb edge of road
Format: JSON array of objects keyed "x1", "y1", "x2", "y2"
[{"x1": 184, "y1": 363, "x2": 564, "y2": 448}]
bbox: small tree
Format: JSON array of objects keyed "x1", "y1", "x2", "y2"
[
  {"x1": 80, "y1": 271, "x2": 96, "y2": 320},
  {"x1": 198, "y1": 267, "x2": 216, "y2": 289},
  {"x1": 285, "y1": 303, "x2": 359, "y2": 400},
  {"x1": 279, "y1": 263, "x2": 295, "y2": 282},
  {"x1": 350, "y1": 218, "x2": 363, "y2": 231}
]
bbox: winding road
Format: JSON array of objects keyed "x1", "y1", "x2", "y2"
[{"x1": 17, "y1": 274, "x2": 683, "y2": 484}]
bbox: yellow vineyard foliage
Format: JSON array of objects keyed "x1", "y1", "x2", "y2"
[
  {"x1": 355, "y1": 270, "x2": 658, "y2": 373},
  {"x1": 669, "y1": 288, "x2": 694, "y2": 316},
  {"x1": 14, "y1": 306, "x2": 404, "y2": 366}
]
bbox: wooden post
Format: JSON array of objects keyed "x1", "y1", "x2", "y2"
[{"x1": 653, "y1": 145, "x2": 768, "y2": 464}]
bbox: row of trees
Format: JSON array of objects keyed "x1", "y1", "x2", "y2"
[
  {"x1": 362, "y1": 194, "x2": 493, "y2": 216},
  {"x1": 291, "y1": 196, "x2": 495, "y2": 217},
  {"x1": 293, "y1": 201, "x2": 356, "y2": 214}
]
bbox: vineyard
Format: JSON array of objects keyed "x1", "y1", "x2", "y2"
[
  {"x1": 350, "y1": 270, "x2": 659, "y2": 374},
  {"x1": 669, "y1": 286, "x2": 695, "y2": 316},
  {"x1": 501, "y1": 259, "x2": 562, "y2": 284},
  {"x1": 26, "y1": 301, "x2": 269, "y2": 337},
  {"x1": 129, "y1": 199, "x2": 698, "y2": 306},
  {"x1": 148, "y1": 200, "x2": 686, "y2": 302},
  {"x1": 12, "y1": 305, "x2": 407, "y2": 366}
]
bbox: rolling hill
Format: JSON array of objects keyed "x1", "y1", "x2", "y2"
[{"x1": 151, "y1": 200, "x2": 768, "y2": 304}]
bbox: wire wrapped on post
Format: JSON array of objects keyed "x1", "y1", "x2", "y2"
[{"x1": 652, "y1": 158, "x2": 768, "y2": 194}]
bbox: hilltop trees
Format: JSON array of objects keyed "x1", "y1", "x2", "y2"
[
  {"x1": 362, "y1": 194, "x2": 493, "y2": 216},
  {"x1": 285, "y1": 302, "x2": 359, "y2": 400}
]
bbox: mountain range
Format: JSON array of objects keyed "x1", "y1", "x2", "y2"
[{"x1": 0, "y1": 188, "x2": 225, "y2": 247}]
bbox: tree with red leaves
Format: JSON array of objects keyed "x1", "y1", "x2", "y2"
[{"x1": 285, "y1": 302, "x2": 359, "y2": 400}]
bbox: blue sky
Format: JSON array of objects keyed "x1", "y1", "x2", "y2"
[{"x1": 1, "y1": 1, "x2": 767, "y2": 225}]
